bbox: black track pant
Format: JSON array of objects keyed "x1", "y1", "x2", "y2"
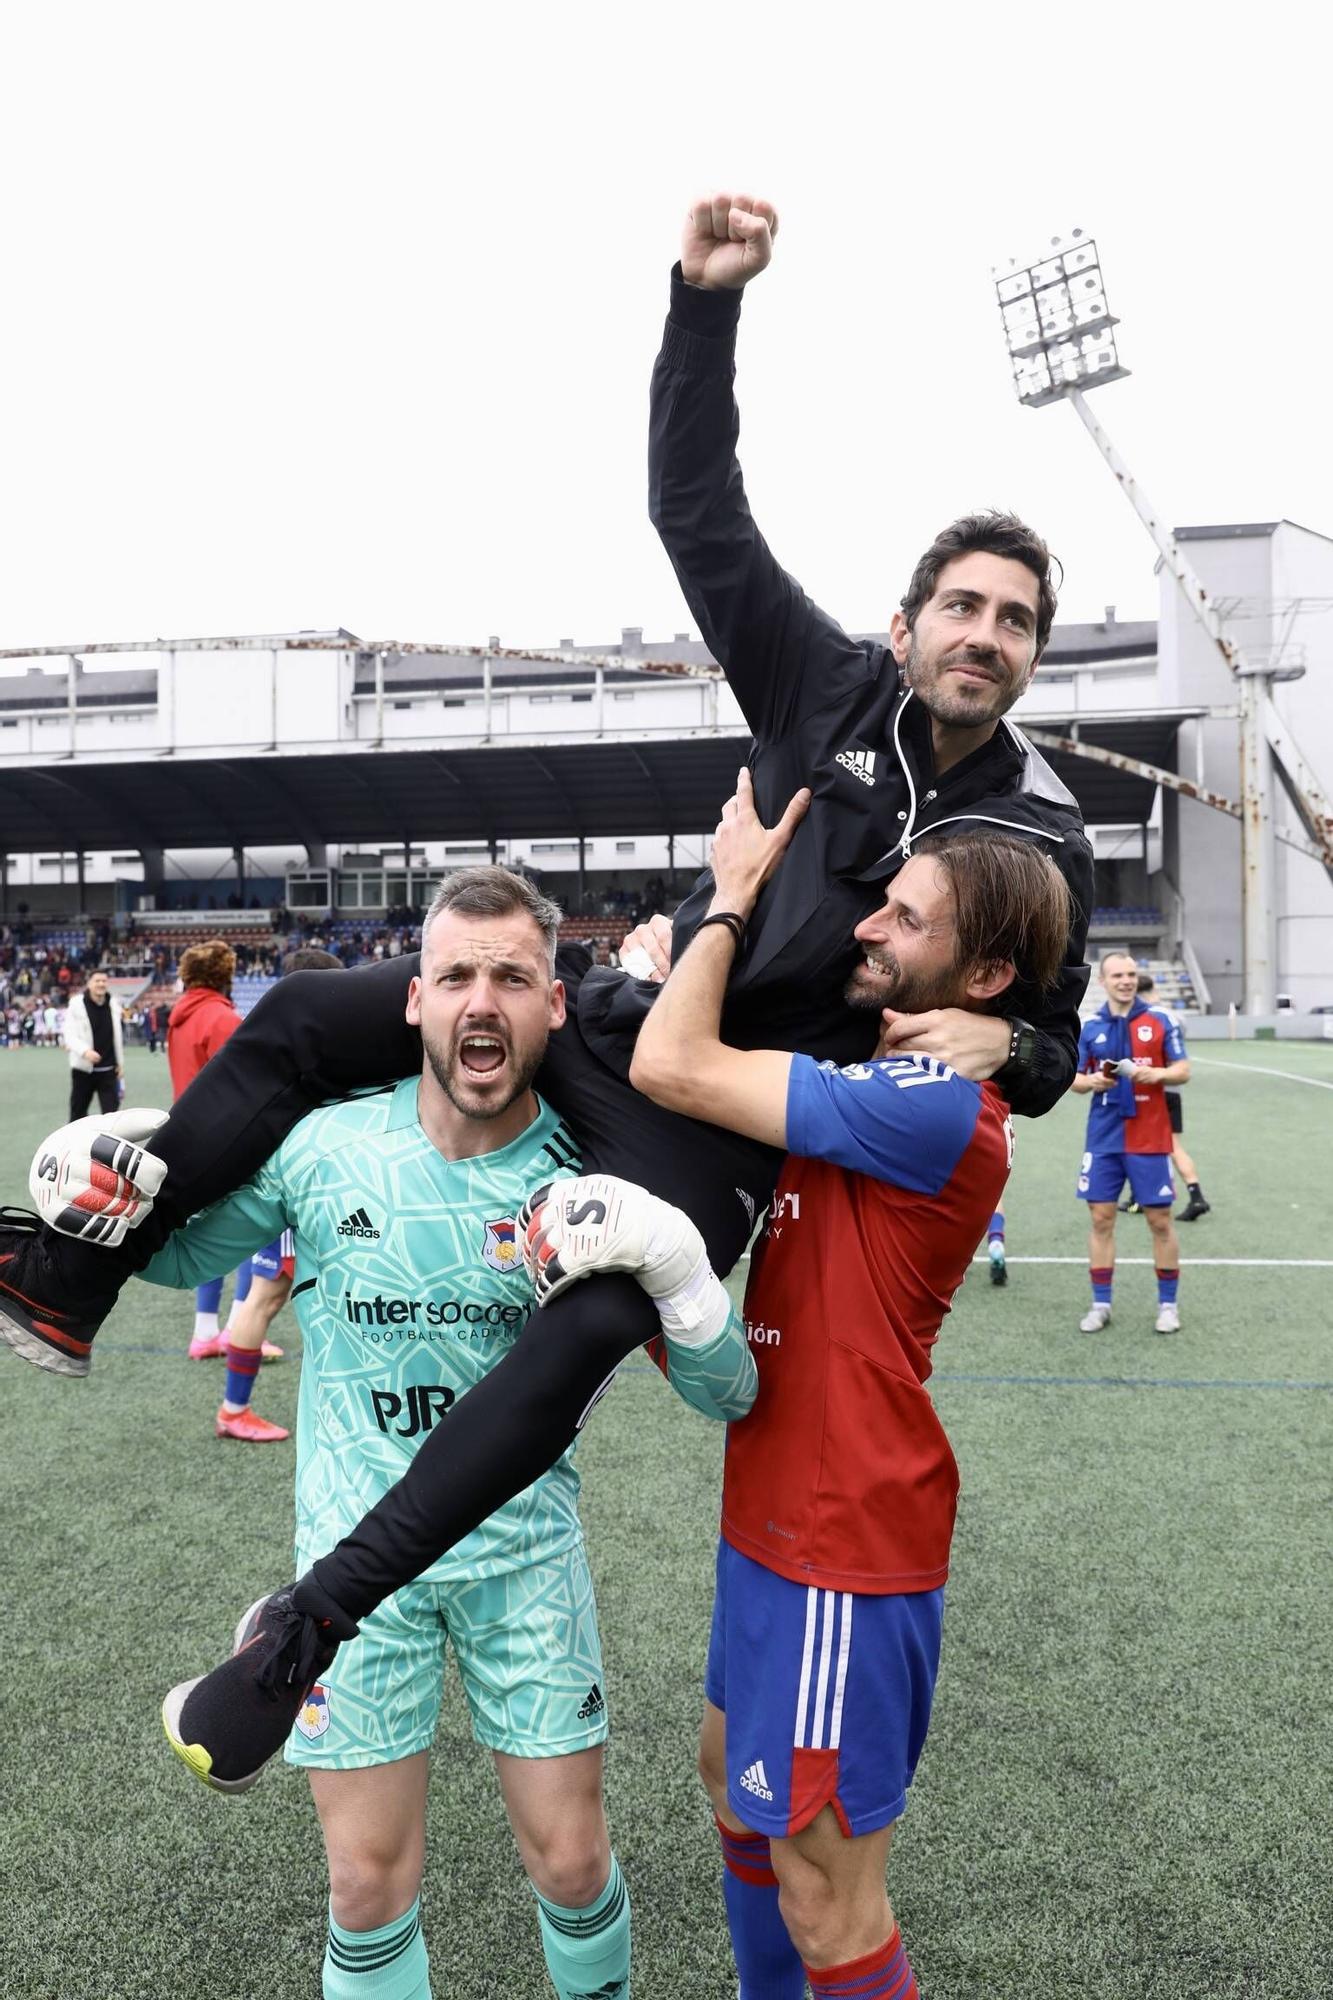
[
  {"x1": 43, "y1": 950, "x2": 781, "y2": 1621},
  {"x1": 69, "y1": 1070, "x2": 119, "y2": 1121}
]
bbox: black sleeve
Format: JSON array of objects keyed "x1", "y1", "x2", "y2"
[
  {"x1": 1001, "y1": 828, "x2": 1094, "y2": 1119},
  {"x1": 648, "y1": 265, "x2": 871, "y2": 742}
]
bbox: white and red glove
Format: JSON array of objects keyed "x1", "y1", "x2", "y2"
[
  {"x1": 518, "y1": 1173, "x2": 731, "y2": 1346},
  {"x1": 29, "y1": 1108, "x2": 169, "y2": 1246}
]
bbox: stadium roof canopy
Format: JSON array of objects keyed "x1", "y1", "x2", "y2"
[
  {"x1": 0, "y1": 617, "x2": 1198, "y2": 853},
  {"x1": 0, "y1": 713, "x2": 1197, "y2": 855}
]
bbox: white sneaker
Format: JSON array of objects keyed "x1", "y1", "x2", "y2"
[
  {"x1": 1080, "y1": 1303, "x2": 1112, "y2": 1333},
  {"x1": 1155, "y1": 1303, "x2": 1181, "y2": 1335}
]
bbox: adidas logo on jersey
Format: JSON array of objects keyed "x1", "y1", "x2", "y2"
[
  {"x1": 337, "y1": 1206, "x2": 380, "y2": 1239},
  {"x1": 836, "y1": 747, "x2": 876, "y2": 787},
  {"x1": 738, "y1": 1758, "x2": 774, "y2": 1802},
  {"x1": 577, "y1": 1681, "x2": 605, "y2": 1720}
]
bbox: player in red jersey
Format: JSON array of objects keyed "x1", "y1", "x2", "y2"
[
  {"x1": 624, "y1": 770, "x2": 1073, "y2": 2000},
  {"x1": 1071, "y1": 951, "x2": 1191, "y2": 1336}
]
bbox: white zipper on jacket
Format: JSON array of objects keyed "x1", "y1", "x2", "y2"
[
  {"x1": 902, "y1": 809, "x2": 1067, "y2": 857},
  {"x1": 875, "y1": 690, "x2": 1067, "y2": 866},
  {"x1": 883, "y1": 690, "x2": 919, "y2": 864}
]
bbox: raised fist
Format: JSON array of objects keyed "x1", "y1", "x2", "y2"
[
  {"x1": 29, "y1": 1107, "x2": 169, "y2": 1246},
  {"x1": 681, "y1": 192, "x2": 779, "y2": 292}
]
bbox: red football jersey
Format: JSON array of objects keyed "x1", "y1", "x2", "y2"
[{"x1": 721, "y1": 1054, "x2": 1012, "y2": 1595}]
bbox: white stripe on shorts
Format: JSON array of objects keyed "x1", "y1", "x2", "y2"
[
  {"x1": 829, "y1": 1595, "x2": 853, "y2": 1749},
  {"x1": 795, "y1": 1588, "x2": 820, "y2": 1746},
  {"x1": 279, "y1": 1228, "x2": 294, "y2": 1260},
  {"x1": 793, "y1": 1590, "x2": 856, "y2": 1751}
]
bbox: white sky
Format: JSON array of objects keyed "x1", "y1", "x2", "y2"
[{"x1": 2, "y1": 2, "x2": 1325, "y2": 658}]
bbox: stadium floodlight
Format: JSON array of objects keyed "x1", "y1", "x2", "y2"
[
  {"x1": 993, "y1": 229, "x2": 1333, "y2": 1016},
  {"x1": 994, "y1": 233, "x2": 1129, "y2": 408}
]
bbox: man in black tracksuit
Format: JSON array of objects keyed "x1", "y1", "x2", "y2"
[{"x1": 1, "y1": 196, "x2": 1091, "y2": 1746}]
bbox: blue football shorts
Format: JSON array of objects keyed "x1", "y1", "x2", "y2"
[
  {"x1": 705, "y1": 1538, "x2": 943, "y2": 1839},
  {"x1": 1076, "y1": 1151, "x2": 1175, "y2": 1207},
  {"x1": 249, "y1": 1229, "x2": 295, "y2": 1282}
]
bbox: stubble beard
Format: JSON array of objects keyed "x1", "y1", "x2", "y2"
[
  {"x1": 844, "y1": 953, "x2": 961, "y2": 1017},
  {"x1": 906, "y1": 636, "x2": 1016, "y2": 731},
  {"x1": 423, "y1": 1026, "x2": 545, "y2": 1122}
]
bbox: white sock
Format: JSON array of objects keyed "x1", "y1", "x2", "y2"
[{"x1": 193, "y1": 1311, "x2": 219, "y2": 1339}]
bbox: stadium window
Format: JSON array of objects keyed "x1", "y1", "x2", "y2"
[
  {"x1": 393, "y1": 700, "x2": 412, "y2": 710},
  {"x1": 616, "y1": 841, "x2": 636, "y2": 854},
  {"x1": 1, "y1": 719, "x2": 16, "y2": 728},
  {"x1": 533, "y1": 840, "x2": 578, "y2": 854}
]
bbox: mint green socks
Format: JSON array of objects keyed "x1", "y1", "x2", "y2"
[
  {"x1": 535, "y1": 1855, "x2": 631, "y2": 1999},
  {"x1": 323, "y1": 1898, "x2": 431, "y2": 1999}
]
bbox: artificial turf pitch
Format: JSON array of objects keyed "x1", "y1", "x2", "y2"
[{"x1": 1, "y1": 1040, "x2": 1330, "y2": 1999}]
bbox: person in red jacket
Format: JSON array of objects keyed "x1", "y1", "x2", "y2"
[
  {"x1": 166, "y1": 943, "x2": 286, "y2": 1438},
  {"x1": 166, "y1": 942, "x2": 241, "y2": 1100}
]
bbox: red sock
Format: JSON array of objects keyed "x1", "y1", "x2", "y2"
[{"x1": 805, "y1": 1924, "x2": 919, "y2": 1998}]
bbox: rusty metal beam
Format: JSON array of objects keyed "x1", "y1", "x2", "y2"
[
  {"x1": 1023, "y1": 728, "x2": 1324, "y2": 866},
  {"x1": 0, "y1": 633, "x2": 727, "y2": 682}
]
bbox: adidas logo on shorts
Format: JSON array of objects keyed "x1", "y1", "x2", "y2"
[
  {"x1": 577, "y1": 1681, "x2": 605, "y2": 1721},
  {"x1": 337, "y1": 1206, "x2": 380, "y2": 1239},
  {"x1": 738, "y1": 1758, "x2": 774, "y2": 1802}
]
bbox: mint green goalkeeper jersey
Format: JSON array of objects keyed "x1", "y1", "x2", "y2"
[
  {"x1": 143, "y1": 1079, "x2": 588, "y2": 1584},
  {"x1": 141, "y1": 1077, "x2": 756, "y2": 1585}
]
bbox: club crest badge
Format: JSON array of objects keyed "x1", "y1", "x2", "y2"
[
  {"x1": 482, "y1": 1217, "x2": 520, "y2": 1272},
  {"x1": 294, "y1": 1683, "x2": 331, "y2": 1740},
  {"x1": 1137, "y1": 1023, "x2": 1154, "y2": 1042}
]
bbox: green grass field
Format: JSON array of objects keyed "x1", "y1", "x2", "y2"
[{"x1": 2, "y1": 1041, "x2": 1331, "y2": 1999}]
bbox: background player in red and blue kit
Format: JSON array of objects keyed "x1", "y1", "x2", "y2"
[
  {"x1": 1071, "y1": 950, "x2": 1191, "y2": 1336},
  {"x1": 628, "y1": 770, "x2": 1072, "y2": 2000}
]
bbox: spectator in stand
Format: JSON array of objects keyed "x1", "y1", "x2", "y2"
[
  {"x1": 166, "y1": 942, "x2": 253, "y2": 1361},
  {"x1": 143, "y1": 1002, "x2": 162, "y2": 1055},
  {"x1": 63, "y1": 971, "x2": 124, "y2": 1119}
]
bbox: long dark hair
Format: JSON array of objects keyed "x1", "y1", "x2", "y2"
[{"x1": 912, "y1": 830, "x2": 1071, "y2": 1002}]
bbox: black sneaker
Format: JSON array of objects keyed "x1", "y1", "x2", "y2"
[
  {"x1": 161, "y1": 1584, "x2": 359, "y2": 1794},
  {"x1": 0, "y1": 1208, "x2": 108, "y2": 1377},
  {"x1": 1177, "y1": 1193, "x2": 1211, "y2": 1222},
  {"x1": 1117, "y1": 1199, "x2": 1142, "y2": 1216}
]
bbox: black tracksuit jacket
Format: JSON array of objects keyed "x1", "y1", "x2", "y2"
[{"x1": 586, "y1": 267, "x2": 1093, "y2": 1117}]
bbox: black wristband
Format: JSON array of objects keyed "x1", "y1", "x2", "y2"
[
  {"x1": 994, "y1": 1017, "x2": 1037, "y2": 1087},
  {"x1": 695, "y1": 911, "x2": 747, "y2": 952}
]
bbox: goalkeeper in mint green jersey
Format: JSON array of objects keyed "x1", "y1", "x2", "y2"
[{"x1": 150, "y1": 869, "x2": 756, "y2": 2000}]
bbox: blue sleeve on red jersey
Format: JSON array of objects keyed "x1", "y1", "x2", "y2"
[
  {"x1": 786, "y1": 1053, "x2": 985, "y2": 1194},
  {"x1": 1153, "y1": 1009, "x2": 1186, "y2": 1062}
]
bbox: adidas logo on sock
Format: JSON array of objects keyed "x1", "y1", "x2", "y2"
[
  {"x1": 577, "y1": 1681, "x2": 605, "y2": 1721},
  {"x1": 337, "y1": 1207, "x2": 380, "y2": 1240},
  {"x1": 738, "y1": 1758, "x2": 774, "y2": 1802}
]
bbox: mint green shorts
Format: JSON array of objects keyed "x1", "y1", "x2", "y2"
[{"x1": 284, "y1": 1539, "x2": 608, "y2": 1769}]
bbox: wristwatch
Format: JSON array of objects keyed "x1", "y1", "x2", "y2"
[{"x1": 993, "y1": 1017, "x2": 1037, "y2": 1091}]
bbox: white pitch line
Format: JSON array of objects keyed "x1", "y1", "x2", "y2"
[
  {"x1": 1190, "y1": 1054, "x2": 1333, "y2": 1092},
  {"x1": 738, "y1": 1253, "x2": 1330, "y2": 1267},
  {"x1": 968, "y1": 1254, "x2": 1333, "y2": 1268}
]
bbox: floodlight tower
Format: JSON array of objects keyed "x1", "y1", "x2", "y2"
[{"x1": 993, "y1": 235, "x2": 1332, "y2": 1014}]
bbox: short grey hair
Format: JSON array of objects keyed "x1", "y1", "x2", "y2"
[{"x1": 421, "y1": 866, "x2": 563, "y2": 974}]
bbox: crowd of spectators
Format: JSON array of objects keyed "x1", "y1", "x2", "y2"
[{"x1": 1, "y1": 873, "x2": 691, "y2": 1036}]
